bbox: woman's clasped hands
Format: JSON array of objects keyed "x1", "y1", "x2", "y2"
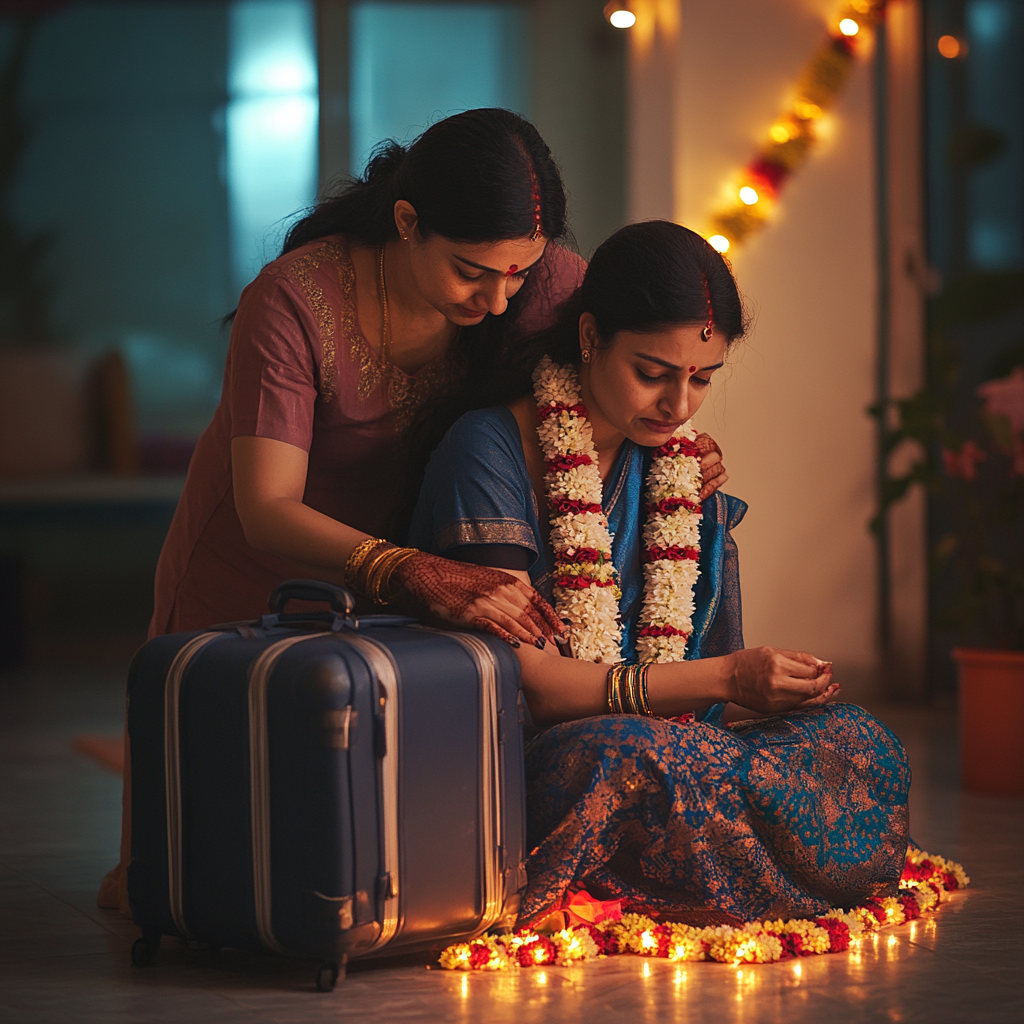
[{"x1": 726, "y1": 646, "x2": 839, "y2": 715}]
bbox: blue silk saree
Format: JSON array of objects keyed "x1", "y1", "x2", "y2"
[{"x1": 410, "y1": 408, "x2": 911, "y2": 926}]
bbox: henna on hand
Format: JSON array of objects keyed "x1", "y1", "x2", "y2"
[
  {"x1": 694, "y1": 432, "x2": 729, "y2": 501},
  {"x1": 393, "y1": 552, "x2": 563, "y2": 645}
]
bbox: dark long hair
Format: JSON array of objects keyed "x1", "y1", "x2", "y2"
[
  {"x1": 396, "y1": 220, "x2": 747, "y2": 537},
  {"x1": 284, "y1": 107, "x2": 567, "y2": 250},
  {"x1": 532, "y1": 220, "x2": 746, "y2": 369}
]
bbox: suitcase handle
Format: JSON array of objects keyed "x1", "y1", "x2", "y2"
[{"x1": 268, "y1": 579, "x2": 356, "y2": 616}]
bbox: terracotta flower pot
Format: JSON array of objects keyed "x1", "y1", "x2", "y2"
[{"x1": 952, "y1": 647, "x2": 1024, "y2": 796}]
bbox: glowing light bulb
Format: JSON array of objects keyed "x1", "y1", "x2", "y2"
[
  {"x1": 770, "y1": 123, "x2": 791, "y2": 143},
  {"x1": 708, "y1": 234, "x2": 730, "y2": 254},
  {"x1": 839, "y1": 18, "x2": 859, "y2": 36},
  {"x1": 739, "y1": 186, "x2": 759, "y2": 205},
  {"x1": 607, "y1": 7, "x2": 636, "y2": 28},
  {"x1": 937, "y1": 35, "x2": 961, "y2": 58}
]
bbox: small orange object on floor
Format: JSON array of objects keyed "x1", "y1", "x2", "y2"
[{"x1": 72, "y1": 734, "x2": 125, "y2": 775}]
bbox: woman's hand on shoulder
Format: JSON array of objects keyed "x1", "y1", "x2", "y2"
[
  {"x1": 724, "y1": 646, "x2": 838, "y2": 715},
  {"x1": 694, "y1": 432, "x2": 728, "y2": 502},
  {"x1": 392, "y1": 553, "x2": 563, "y2": 646}
]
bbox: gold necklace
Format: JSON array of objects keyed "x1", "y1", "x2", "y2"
[{"x1": 377, "y1": 243, "x2": 392, "y2": 375}]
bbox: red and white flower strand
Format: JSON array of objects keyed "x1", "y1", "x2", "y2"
[
  {"x1": 532, "y1": 356, "x2": 702, "y2": 664},
  {"x1": 438, "y1": 846, "x2": 969, "y2": 970}
]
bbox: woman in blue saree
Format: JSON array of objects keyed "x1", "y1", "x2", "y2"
[{"x1": 408, "y1": 221, "x2": 910, "y2": 928}]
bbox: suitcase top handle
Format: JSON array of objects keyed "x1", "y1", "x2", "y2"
[{"x1": 268, "y1": 579, "x2": 356, "y2": 616}]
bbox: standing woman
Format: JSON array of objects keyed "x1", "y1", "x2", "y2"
[
  {"x1": 150, "y1": 107, "x2": 580, "y2": 647},
  {"x1": 101, "y1": 109, "x2": 574, "y2": 916}
]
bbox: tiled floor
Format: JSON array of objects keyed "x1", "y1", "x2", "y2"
[{"x1": 1, "y1": 667, "x2": 1021, "y2": 1023}]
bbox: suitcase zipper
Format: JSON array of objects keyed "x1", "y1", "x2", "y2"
[
  {"x1": 247, "y1": 633, "x2": 329, "y2": 954},
  {"x1": 164, "y1": 631, "x2": 227, "y2": 941},
  {"x1": 334, "y1": 635, "x2": 402, "y2": 952}
]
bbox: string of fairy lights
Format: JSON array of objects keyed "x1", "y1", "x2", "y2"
[{"x1": 603, "y1": 0, "x2": 889, "y2": 253}]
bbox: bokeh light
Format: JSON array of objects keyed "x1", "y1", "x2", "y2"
[
  {"x1": 708, "y1": 234, "x2": 730, "y2": 253},
  {"x1": 607, "y1": 7, "x2": 636, "y2": 28},
  {"x1": 839, "y1": 18, "x2": 859, "y2": 36},
  {"x1": 739, "y1": 186, "x2": 759, "y2": 205},
  {"x1": 937, "y1": 34, "x2": 961, "y2": 58}
]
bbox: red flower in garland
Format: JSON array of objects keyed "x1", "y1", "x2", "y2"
[
  {"x1": 815, "y1": 917, "x2": 851, "y2": 953},
  {"x1": 516, "y1": 934, "x2": 557, "y2": 967},
  {"x1": 468, "y1": 943, "x2": 492, "y2": 968},
  {"x1": 546, "y1": 452, "x2": 593, "y2": 473},
  {"x1": 899, "y1": 895, "x2": 922, "y2": 921}
]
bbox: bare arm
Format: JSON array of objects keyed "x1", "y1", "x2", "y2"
[
  {"x1": 231, "y1": 437, "x2": 564, "y2": 642},
  {"x1": 232, "y1": 436, "x2": 367, "y2": 576},
  {"x1": 515, "y1": 643, "x2": 837, "y2": 727}
]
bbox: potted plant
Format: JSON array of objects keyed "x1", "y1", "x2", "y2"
[{"x1": 874, "y1": 273, "x2": 1023, "y2": 796}]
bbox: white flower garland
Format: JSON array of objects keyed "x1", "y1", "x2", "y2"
[{"x1": 532, "y1": 356, "x2": 703, "y2": 664}]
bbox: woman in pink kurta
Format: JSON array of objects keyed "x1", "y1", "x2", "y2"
[
  {"x1": 150, "y1": 233, "x2": 583, "y2": 634},
  {"x1": 149, "y1": 109, "x2": 584, "y2": 640}
]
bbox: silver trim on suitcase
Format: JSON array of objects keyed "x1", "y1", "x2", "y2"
[
  {"x1": 445, "y1": 631, "x2": 506, "y2": 936},
  {"x1": 163, "y1": 631, "x2": 225, "y2": 941}
]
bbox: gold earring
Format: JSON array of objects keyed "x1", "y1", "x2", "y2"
[{"x1": 581, "y1": 350, "x2": 591, "y2": 363}]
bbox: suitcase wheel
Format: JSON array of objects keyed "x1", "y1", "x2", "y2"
[
  {"x1": 131, "y1": 933, "x2": 161, "y2": 967},
  {"x1": 315, "y1": 956, "x2": 346, "y2": 992}
]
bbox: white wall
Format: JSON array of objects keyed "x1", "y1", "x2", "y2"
[{"x1": 630, "y1": 0, "x2": 889, "y2": 695}]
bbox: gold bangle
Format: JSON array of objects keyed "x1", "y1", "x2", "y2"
[
  {"x1": 637, "y1": 662, "x2": 653, "y2": 716},
  {"x1": 361, "y1": 545, "x2": 398, "y2": 601},
  {"x1": 366, "y1": 546, "x2": 419, "y2": 604},
  {"x1": 607, "y1": 664, "x2": 627, "y2": 714},
  {"x1": 376, "y1": 548, "x2": 418, "y2": 603},
  {"x1": 344, "y1": 537, "x2": 387, "y2": 592}
]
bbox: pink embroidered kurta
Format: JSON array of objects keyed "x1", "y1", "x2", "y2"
[{"x1": 150, "y1": 235, "x2": 584, "y2": 636}]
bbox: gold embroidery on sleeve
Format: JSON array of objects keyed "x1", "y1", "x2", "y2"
[{"x1": 284, "y1": 240, "x2": 346, "y2": 403}]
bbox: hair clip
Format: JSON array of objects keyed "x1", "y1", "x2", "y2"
[{"x1": 702, "y1": 276, "x2": 714, "y2": 341}]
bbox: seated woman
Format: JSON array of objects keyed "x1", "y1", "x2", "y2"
[{"x1": 409, "y1": 221, "x2": 911, "y2": 928}]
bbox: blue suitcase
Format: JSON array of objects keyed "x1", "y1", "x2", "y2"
[{"x1": 127, "y1": 580, "x2": 528, "y2": 990}]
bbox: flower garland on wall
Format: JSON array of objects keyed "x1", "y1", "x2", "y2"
[
  {"x1": 438, "y1": 846, "x2": 968, "y2": 970},
  {"x1": 533, "y1": 356, "x2": 703, "y2": 664},
  {"x1": 706, "y1": 0, "x2": 888, "y2": 255}
]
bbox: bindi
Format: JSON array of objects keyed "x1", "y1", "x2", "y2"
[
  {"x1": 506, "y1": 265, "x2": 518, "y2": 276},
  {"x1": 689, "y1": 365, "x2": 697, "y2": 373}
]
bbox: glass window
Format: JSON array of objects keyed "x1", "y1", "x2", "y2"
[
  {"x1": 349, "y1": 1, "x2": 527, "y2": 174},
  {"x1": 227, "y1": 0, "x2": 319, "y2": 293}
]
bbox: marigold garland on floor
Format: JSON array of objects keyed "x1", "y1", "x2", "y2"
[{"x1": 438, "y1": 847, "x2": 968, "y2": 970}]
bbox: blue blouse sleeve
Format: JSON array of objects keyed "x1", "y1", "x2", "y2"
[{"x1": 407, "y1": 407, "x2": 540, "y2": 560}]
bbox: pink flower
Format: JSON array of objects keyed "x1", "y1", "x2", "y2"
[
  {"x1": 977, "y1": 367, "x2": 1024, "y2": 434},
  {"x1": 942, "y1": 441, "x2": 987, "y2": 480},
  {"x1": 977, "y1": 367, "x2": 1024, "y2": 473}
]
